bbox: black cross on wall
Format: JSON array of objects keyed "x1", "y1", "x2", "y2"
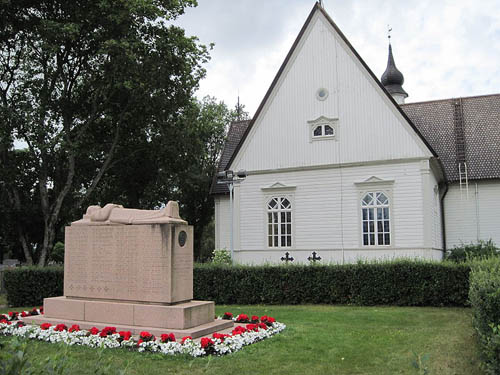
[
  {"x1": 281, "y1": 252, "x2": 294, "y2": 263},
  {"x1": 308, "y1": 251, "x2": 321, "y2": 262}
]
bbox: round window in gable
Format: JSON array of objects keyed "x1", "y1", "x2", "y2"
[{"x1": 316, "y1": 88, "x2": 329, "y2": 101}]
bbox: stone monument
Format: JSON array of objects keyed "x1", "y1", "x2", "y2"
[{"x1": 23, "y1": 201, "x2": 233, "y2": 337}]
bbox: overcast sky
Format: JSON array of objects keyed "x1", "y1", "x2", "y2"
[{"x1": 175, "y1": 0, "x2": 500, "y2": 116}]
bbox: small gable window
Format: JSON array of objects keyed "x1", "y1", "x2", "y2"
[
  {"x1": 308, "y1": 116, "x2": 338, "y2": 141},
  {"x1": 267, "y1": 197, "x2": 292, "y2": 248},
  {"x1": 361, "y1": 192, "x2": 390, "y2": 246}
]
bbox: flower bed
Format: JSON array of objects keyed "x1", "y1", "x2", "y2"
[{"x1": 0, "y1": 310, "x2": 286, "y2": 357}]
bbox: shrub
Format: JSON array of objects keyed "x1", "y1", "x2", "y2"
[
  {"x1": 445, "y1": 240, "x2": 499, "y2": 263},
  {"x1": 5, "y1": 260, "x2": 470, "y2": 308},
  {"x1": 469, "y1": 257, "x2": 500, "y2": 374},
  {"x1": 193, "y1": 260, "x2": 470, "y2": 307},
  {"x1": 3, "y1": 266, "x2": 63, "y2": 307},
  {"x1": 49, "y1": 242, "x2": 65, "y2": 264},
  {"x1": 211, "y1": 249, "x2": 232, "y2": 265}
]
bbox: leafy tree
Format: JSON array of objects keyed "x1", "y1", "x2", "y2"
[
  {"x1": 0, "y1": 0, "x2": 210, "y2": 265},
  {"x1": 89, "y1": 96, "x2": 232, "y2": 260}
]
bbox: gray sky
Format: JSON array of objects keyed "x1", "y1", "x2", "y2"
[{"x1": 175, "y1": 0, "x2": 500, "y2": 116}]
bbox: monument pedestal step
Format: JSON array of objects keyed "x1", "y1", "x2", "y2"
[
  {"x1": 22, "y1": 315, "x2": 234, "y2": 339},
  {"x1": 40, "y1": 297, "x2": 216, "y2": 330}
]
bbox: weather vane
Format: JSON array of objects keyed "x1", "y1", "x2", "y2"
[{"x1": 387, "y1": 24, "x2": 392, "y2": 42}]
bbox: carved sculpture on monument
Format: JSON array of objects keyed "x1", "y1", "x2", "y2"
[{"x1": 23, "y1": 201, "x2": 233, "y2": 338}]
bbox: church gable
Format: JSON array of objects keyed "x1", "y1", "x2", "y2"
[{"x1": 230, "y1": 4, "x2": 434, "y2": 173}]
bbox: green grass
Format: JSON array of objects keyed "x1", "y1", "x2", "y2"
[{"x1": 0, "y1": 305, "x2": 481, "y2": 375}]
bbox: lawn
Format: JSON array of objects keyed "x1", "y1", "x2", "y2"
[{"x1": 0, "y1": 305, "x2": 482, "y2": 375}]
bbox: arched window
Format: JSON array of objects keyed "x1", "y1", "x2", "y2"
[
  {"x1": 267, "y1": 197, "x2": 292, "y2": 247},
  {"x1": 361, "y1": 192, "x2": 390, "y2": 246}
]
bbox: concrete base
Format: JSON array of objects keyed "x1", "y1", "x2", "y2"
[
  {"x1": 22, "y1": 296, "x2": 233, "y2": 338},
  {"x1": 22, "y1": 314, "x2": 234, "y2": 339},
  {"x1": 44, "y1": 297, "x2": 216, "y2": 329}
]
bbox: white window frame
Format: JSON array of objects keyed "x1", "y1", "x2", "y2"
[
  {"x1": 266, "y1": 196, "x2": 293, "y2": 248},
  {"x1": 361, "y1": 191, "x2": 391, "y2": 246},
  {"x1": 307, "y1": 116, "x2": 338, "y2": 142},
  {"x1": 354, "y1": 177, "x2": 394, "y2": 248},
  {"x1": 261, "y1": 182, "x2": 296, "y2": 249}
]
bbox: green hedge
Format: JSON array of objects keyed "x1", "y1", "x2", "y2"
[
  {"x1": 4, "y1": 261, "x2": 470, "y2": 308},
  {"x1": 469, "y1": 258, "x2": 500, "y2": 374},
  {"x1": 3, "y1": 266, "x2": 64, "y2": 307},
  {"x1": 194, "y1": 260, "x2": 470, "y2": 306}
]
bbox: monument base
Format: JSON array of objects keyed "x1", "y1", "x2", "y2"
[
  {"x1": 22, "y1": 315, "x2": 233, "y2": 339},
  {"x1": 22, "y1": 297, "x2": 233, "y2": 338}
]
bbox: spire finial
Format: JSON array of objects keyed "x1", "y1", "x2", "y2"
[
  {"x1": 318, "y1": 0, "x2": 324, "y2": 8},
  {"x1": 387, "y1": 24, "x2": 392, "y2": 43}
]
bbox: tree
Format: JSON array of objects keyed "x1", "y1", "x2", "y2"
[
  {"x1": 88, "y1": 96, "x2": 232, "y2": 260},
  {"x1": 0, "y1": 0, "x2": 210, "y2": 265}
]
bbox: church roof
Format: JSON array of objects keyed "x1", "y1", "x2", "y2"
[
  {"x1": 210, "y1": 120, "x2": 251, "y2": 195},
  {"x1": 402, "y1": 93, "x2": 500, "y2": 182}
]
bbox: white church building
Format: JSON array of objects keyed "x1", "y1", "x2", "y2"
[{"x1": 211, "y1": 3, "x2": 500, "y2": 264}]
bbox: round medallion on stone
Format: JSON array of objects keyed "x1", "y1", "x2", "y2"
[{"x1": 178, "y1": 230, "x2": 187, "y2": 247}]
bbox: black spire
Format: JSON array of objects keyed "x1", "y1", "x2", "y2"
[{"x1": 381, "y1": 43, "x2": 408, "y2": 99}]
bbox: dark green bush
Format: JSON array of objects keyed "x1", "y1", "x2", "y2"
[
  {"x1": 469, "y1": 257, "x2": 500, "y2": 374},
  {"x1": 49, "y1": 242, "x2": 65, "y2": 264},
  {"x1": 4, "y1": 261, "x2": 470, "y2": 308},
  {"x1": 445, "y1": 240, "x2": 499, "y2": 263},
  {"x1": 193, "y1": 260, "x2": 470, "y2": 307},
  {"x1": 3, "y1": 266, "x2": 63, "y2": 307}
]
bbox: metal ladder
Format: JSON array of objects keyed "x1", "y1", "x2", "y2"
[{"x1": 454, "y1": 99, "x2": 468, "y2": 199}]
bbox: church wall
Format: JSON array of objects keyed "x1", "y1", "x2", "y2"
[
  {"x1": 216, "y1": 160, "x2": 442, "y2": 264},
  {"x1": 232, "y1": 12, "x2": 431, "y2": 174},
  {"x1": 444, "y1": 180, "x2": 500, "y2": 248},
  {"x1": 214, "y1": 196, "x2": 231, "y2": 251}
]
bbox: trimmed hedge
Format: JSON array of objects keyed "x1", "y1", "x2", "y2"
[
  {"x1": 469, "y1": 257, "x2": 500, "y2": 374},
  {"x1": 4, "y1": 261, "x2": 470, "y2": 308},
  {"x1": 194, "y1": 260, "x2": 470, "y2": 306},
  {"x1": 3, "y1": 266, "x2": 64, "y2": 307}
]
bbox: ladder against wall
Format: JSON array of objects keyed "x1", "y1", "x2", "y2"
[{"x1": 453, "y1": 99, "x2": 468, "y2": 199}]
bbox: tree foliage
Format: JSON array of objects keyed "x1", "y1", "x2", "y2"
[{"x1": 0, "y1": 0, "x2": 211, "y2": 265}]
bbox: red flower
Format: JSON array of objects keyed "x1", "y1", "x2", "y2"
[
  {"x1": 40, "y1": 323, "x2": 52, "y2": 330},
  {"x1": 251, "y1": 315, "x2": 259, "y2": 323},
  {"x1": 160, "y1": 333, "x2": 176, "y2": 343},
  {"x1": 236, "y1": 314, "x2": 249, "y2": 323},
  {"x1": 139, "y1": 331, "x2": 154, "y2": 342},
  {"x1": 258, "y1": 323, "x2": 268, "y2": 330},
  {"x1": 200, "y1": 337, "x2": 214, "y2": 349},
  {"x1": 30, "y1": 308, "x2": 39, "y2": 316},
  {"x1": 8, "y1": 311, "x2": 17, "y2": 319},
  {"x1": 261, "y1": 315, "x2": 268, "y2": 322},
  {"x1": 0, "y1": 319, "x2": 8, "y2": 324},
  {"x1": 0, "y1": 314, "x2": 7, "y2": 320},
  {"x1": 69, "y1": 325, "x2": 80, "y2": 333},
  {"x1": 40, "y1": 307, "x2": 44, "y2": 314},
  {"x1": 54, "y1": 324, "x2": 67, "y2": 332},
  {"x1": 222, "y1": 312, "x2": 233, "y2": 320},
  {"x1": 89, "y1": 327, "x2": 100, "y2": 335},
  {"x1": 246, "y1": 324, "x2": 259, "y2": 332},
  {"x1": 232, "y1": 325, "x2": 247, "y2": 336},
  {"x1": 119, "y1": 331, "x2": 132, "y2": 341},
  {"x1": 181, "y1": 336, "x2": 192, "y2": 344},
  {"x1": 212, "y1": 332, "x2": 230, "y2": 342},
  {"x1": 100, "y1": 326, "x2": 117, "y2": 337},
  {"x1": 16, "y1": 321, "x2": 25, "y2": 328},
  {"x1": 21, "y1": 311, "x2": 29, "y2": 318},
  {"x1": 137, "y1": 339, "x2": 143, "y2": 347}
]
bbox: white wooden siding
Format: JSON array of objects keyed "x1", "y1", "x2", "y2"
[
  {"x1": 214, "y1": 160, "x2": 442, "y2": 264},
  {"x1": 445, "y1": 180, "x2": 500, "y2": 248},
  {"x1": 214, "y1": 196, "x2": 230, "y2": 250},
  {"x1": 232, "y1": 12, "x2": 431, "y2": 173}
]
